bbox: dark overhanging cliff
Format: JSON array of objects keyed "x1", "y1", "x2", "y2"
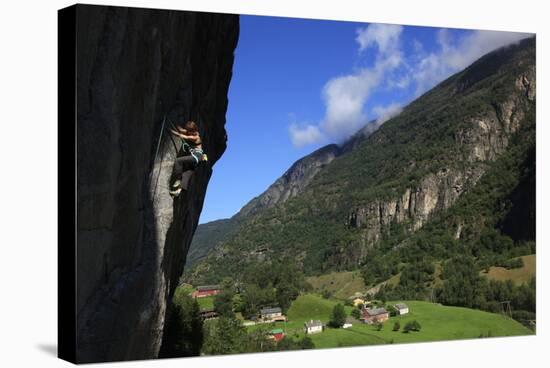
[{"x1": 75, "y1": 5, "x2": 239, "y2": 363}]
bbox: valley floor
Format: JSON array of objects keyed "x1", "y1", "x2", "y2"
[{"x1": 246, "y1": 294, "x2": 533, "y2": 349}]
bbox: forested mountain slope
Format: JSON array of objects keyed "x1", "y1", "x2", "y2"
[{"x1": 185, "y1": 37, "x2": 535, "y2": 284}]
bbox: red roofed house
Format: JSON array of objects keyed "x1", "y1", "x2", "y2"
[
  {"x1": 362, "y1": 307, "x2": 389, "y2": 324},
  {"x1": 269, "y1": 328, "x2": 285, "y2": 342},
  {"x1": 191, "y1": 285, "x2": 221, "y2": 298}
]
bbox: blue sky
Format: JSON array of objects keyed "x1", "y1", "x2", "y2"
[{"x1": 198, "y1": 14, "x2": 529, "y2": 224}]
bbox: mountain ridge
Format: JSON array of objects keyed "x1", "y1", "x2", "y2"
[{"x1": 184, "y1": 36, "x2": 535, "y2": 279}]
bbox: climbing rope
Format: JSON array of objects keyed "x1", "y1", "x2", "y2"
[{"x1": 150, "y1": 115, "x2": 167, "y2": 204}]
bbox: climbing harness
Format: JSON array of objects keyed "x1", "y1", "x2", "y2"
[{"x1": 167, "y1": 117, "x2": 208, "y2": 162}]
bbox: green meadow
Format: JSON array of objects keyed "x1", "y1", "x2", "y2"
[{"x1": 247, "y1": 294, "x2": 533, "y2": 349}]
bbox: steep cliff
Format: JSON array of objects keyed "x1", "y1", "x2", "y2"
[
  {"x1": 238, "y1": 144, "x2": 341, "y2": 218},
  {"x1": 75, "y1": 5, "x2": 238, "y2": 363},
  {"x1": 185, "y1": 36, "x2": 535, "y2": 282},
  {"x1": 345, "y1": 38, "x2": 536, "y2": 247}
]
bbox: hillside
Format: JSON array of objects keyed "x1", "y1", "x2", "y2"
[
  {"x1": 184, "y1": 36, "x2": 535, "y2": 285},
  {"x1": 306, "y1": 271, "x2": 367, "y2": 299},
  {"x1": 256, "y1": 294, "x2": 532, "y2": 349},
  {"x1": 185, "y1": 143, "x2": 342, "y2": 267},
  {"x1": 185, "y1": 218, "x2": 240, "y2": 267},
  {"x1": 481, "y1": 255, "x2": 536, "y2": 285}
]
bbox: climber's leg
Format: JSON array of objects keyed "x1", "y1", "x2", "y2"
[
  {"x1": 170, "y1": 155, "x2": 197, "y2": 188},
  {"x1": 179, "y1": 170, "x2": 194, "y2": 191},
  {"x1": 169, "y1": 169, "x2": 194, "y2": 197}
]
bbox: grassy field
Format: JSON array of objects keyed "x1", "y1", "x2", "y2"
[
  {"x1": 248, "y1": 293, "x2": 533, "y2": 349},
  {"x1": 196, "y1": 296, "x2": 215, "y2": 310},
  {"x1": 306, "y1": 271, "x2": 367, "y2": 299},
  {"x1": 173, "y1": 284, "x2": 214, "y2": 310},
  {"x1": 481, "y1": 254, "x2": 536, "y2": 285}
]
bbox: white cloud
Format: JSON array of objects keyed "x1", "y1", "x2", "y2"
[
  {"x1": 413, "y1": 29, "x2": 530, "y2": 95},
  {"x1": 315, "y1": 24, "x2": 404, "y2": 143},
  {"x1": 319, "y1": 67, "x2": 380, "y2": 141},
  {"x1": 356, "y1": 23, "x2": 403, "y2": 56},
  {"x1": 372, "y1": 102, "x2": 403, "y2": 124},
  {"x1": 288, "y1": 123, "x2": 324, "y2": 148},
  {"x1": 288, "y1": 25, "x2": 531, "y2": 149}
]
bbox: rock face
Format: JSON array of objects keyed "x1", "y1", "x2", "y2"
[
  {"x1": 347, "y1": 167, "x2": 485, "y2": 242},
  {"x1": 238, "y1": 144, "x2": 341, "y2": 217},
  {"x1": 346, "y1": 57, "x2": 536, "y2": 248},
  {"x1": 75, "y1": 5, "x2": 238, "y2": 363}
]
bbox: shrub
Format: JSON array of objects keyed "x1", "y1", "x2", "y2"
[
  {"x1": 321, "y1": 289, "x2": 333, "y2": 299},
  {"x1": 403, "y1": 320, "x2": 421, "y2": 333},
  {"x1": 329, "y1": 303, "x2": 347, "y2": 328},
  {"x1": 393, "y1": 321, "x2": 401, "y2": 331}
]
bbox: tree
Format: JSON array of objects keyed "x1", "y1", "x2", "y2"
[
  {"x1": 159, "y1": 293, "x2": 203, "y2": 357},
  {"x1": 242, "y1": 325, "x2": 277, "y2": 353},
  {"x1": 440, "y1": 255, "x2": 486, "y2": 308},
  {"x1": 321, "y1": 289, "x2": 333, "y2": 299},
  {"x1": 374, "y1": 321, "x2": 383, "y2": 331},
  {"x1": 277, "y1": 336, "x2": 300, "y2": 351},
  {"x1": 351, "y1": 308, "x2": 362, "y2": 320},
  {"x1": 300, "y1": 336, "x2": 315, "y2": 349},
  {"x1": 393, "y1": 321, "x2": 401, "y2": 331},
  {"x1": 214, "y1": 290, "x2": 235, "y2": 318},
  {"x1": 403, "y1": 320, "x2": 421, "y2": 333},
  {"x1": 329, "y1": 303, "x2": 346, "y2": 328},
  {"x1": 276, "y1": 283, "x2": 299, "y2": 313},
  {"x1": 202, "y1": 316, "x2": 247, "y2": 355},
  {"x1": 386, "y1": 304, "x2": 398, "y2": 317}
]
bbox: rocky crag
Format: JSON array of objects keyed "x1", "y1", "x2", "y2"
[{"x1": 75, "y1": 5, "x2": 238, "y2": 363}]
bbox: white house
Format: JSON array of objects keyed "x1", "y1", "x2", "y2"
[
  {"x1": 394, "y1": 303, "x2": 409, "y2": 315},
  {"x1": 304, "y1": 320, "x2": 323, "y2": 334},
  {"x1": 260, "y1": 307, "x2": 283, "y2": 321}
]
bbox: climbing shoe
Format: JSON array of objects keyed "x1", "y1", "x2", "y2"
[
  {"x1": 171, "y1": 180, "x2": 181, "y2": 189},
  {"x1": 169, "y1": 187, "x2": 182, "y2": 197}
]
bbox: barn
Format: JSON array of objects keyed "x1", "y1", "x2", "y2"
[
  {"x1": 362, "y1": 307, "x2": 389, "y2": 324},
  {"x1": 191, "y1": 285, "x2": 221, "y2": 298}
]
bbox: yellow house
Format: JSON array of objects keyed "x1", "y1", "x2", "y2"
[{"x1": 353, "y1": 298, "x2": 365, "y2": 307}]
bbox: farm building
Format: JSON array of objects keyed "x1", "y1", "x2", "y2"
[
  {"x1": 191, "y1": 285, "x2": 221, "y2": 298},
  {"x1": 394, "y1": 303, "x2": 409, "y2": 315},
  {"x1": 343, "y1": 316, "x2": 355, "y2": 328},
  {"x1": 269, "y1": 328, "x2": 285, "y2": 342},
  {"x1": 304, "y1": 320, "x2": 323, "y2": 334},
  {"x1": 260, "y1": 306, "x2": 284, "y2": 321},
  {"x1": 362, "y1": 307, "x2": 389, "y2": 324}
]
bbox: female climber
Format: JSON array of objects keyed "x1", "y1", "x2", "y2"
[{"x1": 168, "y1": 120, "x2": 207, "y2": 197}]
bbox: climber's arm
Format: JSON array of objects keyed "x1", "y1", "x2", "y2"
[{"x1": 170, "y1": 128, "x2": 185, "y2": 138}]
